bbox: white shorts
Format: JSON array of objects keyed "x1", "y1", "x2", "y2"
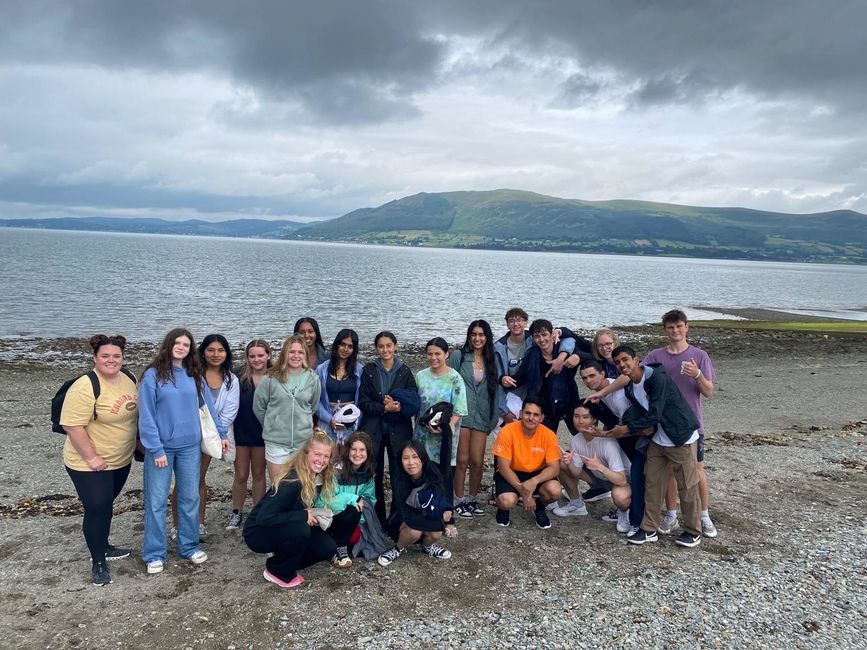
[{"x1": 264, "y1": 442, "x2": 293, "y2": 465}]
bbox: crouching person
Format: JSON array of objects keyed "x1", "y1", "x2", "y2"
[
  {"x1": 378, "y1": 441, "x2": 455, "y2": 566},
  {"x1": 243, "y1": 430, "x2": 348, "y2": 588},
  {"x1": 560, "y1": 403, "x2": 632, "y2": 533},
  {"x1": 492, "y1": 397, "x2": 562, "y2": 529}
]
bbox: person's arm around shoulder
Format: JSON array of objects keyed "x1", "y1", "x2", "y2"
[
  {"x1": 586, "y1": 374, "x2": 629, "y2": 402},
  {"x1": 252, "y1": 375, "x2": 271, "y2": 425},
  {"x1": 61, "y1": 378, "x2": 106, "y2": 471}
]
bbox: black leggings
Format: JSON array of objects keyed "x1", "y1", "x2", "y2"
[{"x1": 66, "y1": 464, "x2": 131, "y2": 563}]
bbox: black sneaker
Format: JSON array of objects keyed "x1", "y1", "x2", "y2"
[
  {"x1": 626, "y1": 528, "x2": 659, "y2": 545},
  {"x1": 601, "y1": 510, "x2": 619, "y2": 523},
  {"x1": 582, "y1": 487, "x2": 612, "y2": 502},
  {"x1": 495, "y1": 508, "x2": 510, "y2": 527},
  {"x1": 92, "y1": 560, "x2": 112, "y2": 586},
  {"x1": 104, "y1": 544, "x2": 131, "y2": 560},
  {"x1": 455, "y1": 502, "x2": 474, "y2": 519},
  {"x1": 675, "y1": 531, "x2": 702, "y2": 548},
  {"x1": 225, "y1": 510, "x2": 243, "y2": 530},
  {"x1": 469, "y1": 500, "x2": 485, "y2": 517},
  {"x1": 534, "y1": 507, "x2": 552, "y2": 529}
]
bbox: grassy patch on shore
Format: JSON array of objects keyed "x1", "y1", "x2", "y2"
[{"x1": 690, "y1": 320, "x2": 867, "y2": 334}]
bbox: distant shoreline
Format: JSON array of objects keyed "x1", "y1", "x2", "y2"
[{"x1": 3, "y1": 224, "x2": 866, "y2": 266}]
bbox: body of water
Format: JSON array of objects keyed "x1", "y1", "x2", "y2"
[{"x1": 2, "y1": 228, "x2": 866, "y2": 345}]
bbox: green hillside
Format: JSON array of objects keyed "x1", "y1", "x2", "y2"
[{"x1": 292, "y1": 190, "x2": 867, "y2": 263}]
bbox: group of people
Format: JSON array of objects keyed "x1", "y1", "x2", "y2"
[{"x1": 59, "y1": 309, "x2": 716, "y2": 588}]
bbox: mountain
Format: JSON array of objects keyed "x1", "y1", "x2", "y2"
[
  {"x1": 0, "y1": 216, "x2": 303, "y2": 238},
  {"x1": 291, "y1": 189, "x2": 867, "y2": 264}
]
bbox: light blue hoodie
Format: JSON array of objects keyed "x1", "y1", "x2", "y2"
[{"x1": 138, "y1": 366, "x2": 227, "y2": 458}]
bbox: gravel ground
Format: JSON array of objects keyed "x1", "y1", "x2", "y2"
[{"x1": 0, "y1": 329, "x2": 865, "y2": 649}]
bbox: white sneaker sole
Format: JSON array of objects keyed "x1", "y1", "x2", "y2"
[{"x1": 146, "y1": 562, "x2": 164, "y2": 574}]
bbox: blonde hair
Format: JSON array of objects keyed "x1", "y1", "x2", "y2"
[
  {"x1": 239, "y1": 339, "x2": 273, "y2": 387},
  {"x1": 268, "y1": 334, "x2": 308, "y2": 383},
  {"x1": 592, "y1": 328, "x2": 620, "y2": 361},
  {"x1": 272, "y1": 429, "x2": 335, "y2": 507}
]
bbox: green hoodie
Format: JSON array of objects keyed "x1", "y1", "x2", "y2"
[{"x1": 253, "y1": 370, "x2": 321, "y2": 453}]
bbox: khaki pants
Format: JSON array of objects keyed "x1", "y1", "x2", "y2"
[{"x1": 641, "y1": 440, "x2": 701, "y2": 536}]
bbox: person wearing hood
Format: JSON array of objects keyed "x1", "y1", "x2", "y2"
[
  {"x1": 253, "y1": 335, "x2": 321, "y2": 483},
  {"x1": 358, "y1": 331, "x2": 418, "y2": 526}
]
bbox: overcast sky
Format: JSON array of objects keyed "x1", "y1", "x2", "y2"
[{"x1": 1, "y1": 1, "x2": 865, "y2": 222}]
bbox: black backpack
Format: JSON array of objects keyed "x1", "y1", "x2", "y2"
[{"x1": 51, "y1": 367, "x2": 137, "y2": 434}]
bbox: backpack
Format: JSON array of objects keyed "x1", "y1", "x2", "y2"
[{"x1": 50, "y1": 367, "x2": 137, "y2": 434}]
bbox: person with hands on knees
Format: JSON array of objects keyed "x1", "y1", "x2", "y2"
[
  {"x1": 138, "y1": 328, "x2": 228, "y2": 575},
  {"x1": 377, "y1": 440, "x2": 455, "y2": 567},
  {"x1": 491, "y1": 398, "x2": 563, "y2": 530}
]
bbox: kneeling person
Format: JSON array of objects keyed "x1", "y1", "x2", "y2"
[
  {"x1": 558, "y1": 403, "x2": 632, "y2": 533},
  {"x1": 492, "y1": 398, "x2": 562, "y2": 529}
]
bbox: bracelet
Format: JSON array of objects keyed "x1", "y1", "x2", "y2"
[{"x1": 694, "y1": 368, "x2": 702, "y2": 380}]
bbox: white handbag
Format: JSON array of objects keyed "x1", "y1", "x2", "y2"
[{"x1": 199, "y1": 400, "x2": 223, "y2": 459}]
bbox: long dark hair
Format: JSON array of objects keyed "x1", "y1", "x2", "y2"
[
  {"x1": 144, "y1": 327, "x2": 203, "y2": 387},
  {"x1": 328, "y1": 328, "x2": 359, "y2": 378},
  {"x1": 198, "y1": 333, "x2": 234, "y2": 389},
  {"x1": 397, "y1": 439, "x2": 443, "y2": 490},
  {"x1": 338, "y1": 431, "x2": 376, "y2": 484},
  {"x1": 294, "y1": 317, "x2": 326, "y2": 355},
  {"x1": 461, "y1": 319, "x2": 499, "y2": 414}
]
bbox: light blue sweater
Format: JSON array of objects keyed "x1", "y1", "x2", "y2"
[{"x1": 138, "y1": 366, "x2": 227, "y2": 458}]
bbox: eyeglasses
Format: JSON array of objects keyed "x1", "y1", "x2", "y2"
[
  {"x1": 599, "y1": 342, "x2": 615, "y2": 348},
  {"x1": 507, "y1": 318, "x2": 526, "y2": 324}
]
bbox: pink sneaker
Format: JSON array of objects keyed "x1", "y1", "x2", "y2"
[{"x1": 263, "y1": 569, "x2": 304, "y2": 588}]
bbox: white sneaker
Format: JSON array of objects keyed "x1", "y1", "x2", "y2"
[
  {"x1": 552, "y1": 500, "x2": 588, "y2": 517},
  {"x1": 545, "y1": 500, "x2": 559, "y2": 511},
  {"x1": 188, "y1": 550, "x2": 208, "y2": 565},
  {"x1": 702, "y1": 517, "x2": 718, "y2": 538},
  {"x1": 146, "y1": 560, "x2": 164, "y2": 574},
  {"x1": 616, "y1": 509, "x2": 631, "y2": 534},
  {"x1": 658, "y1": 512, "x2": 679, "y2": 534}
]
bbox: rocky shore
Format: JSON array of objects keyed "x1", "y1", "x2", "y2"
[{"x1": 0, "y1": 326, "x2": 865, "y2": 649}]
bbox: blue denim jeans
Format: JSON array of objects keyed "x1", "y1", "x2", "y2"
[{"x1": 143, "y1": 445, "x2": 201, "y2": 562}]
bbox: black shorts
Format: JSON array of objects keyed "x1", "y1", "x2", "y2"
[{"x1": 494, "y1": 469, "x2": 544, "y2": 496}]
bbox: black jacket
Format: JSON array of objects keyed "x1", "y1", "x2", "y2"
[
  {"x1": 358, "y1": 360, "x2": 417, "y2": 442},
  {"x1": 623, "y1": 364, "x2": 699, "y2": 447}
]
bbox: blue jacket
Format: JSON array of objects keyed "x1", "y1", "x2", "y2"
[
  {"x1": 138, "y1": 366, "x2": 227, "y2": 458},
  {"x1": 315, "y1": 361, "x2": 363, "y2": 439}
]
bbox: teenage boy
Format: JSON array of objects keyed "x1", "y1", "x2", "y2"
[
  {"x1": 492, "y1": 398, "x2": 562, "y2": 529},
  {"x1": 643, "y1": 309, "x2": 716, "y2": 537},
  {"x1": 559, "y1": 403, "x2": 632, "y2": 534},
  {"x1": 501, "y1": 319, "x2": 588, "y2": 431},
  {"x1": 611, "y1": 346, "x2": 703, "y2": 548}
]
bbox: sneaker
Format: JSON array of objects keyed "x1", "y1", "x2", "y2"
[
  {"x1": 225, "y1": 511, "x2": 242, "y2": 530},
  {"x1": 188, "y1": 550, "x2": 208, "y2": 565},
  {"x1": 199, "y1": 523, "x2": 208, "y2": 539},
  {"x1": 455, "y1": 502, "x2": 474, "y2": 519},
  {"x1": 146, "y1": 560, "x2": 164, "y2": 574},
  {"x1": 169, "y1": 527, "x2": 177, "y2": 542},
  {"x1": 545, "y1": 500, "x2": 559, "y2": 511},
  {"x1": 495, "y1": 508, "x2": 510, "y2": 527},
  {"x1": 535, "y1": 507, "x2": 552, "y2": 529},
  {"x1": 331, "y1": 546, "x2": 352, "y2": 568},
  {"x1": 422, "y1": 543, "x2": 452, "y2": 559},
  {"x1": 377, "y1": 546, "x2": 406, "y2": 567},
  {"x1": 702, "y1": 517, "x2": 719, "y2": 538},
  {"x1": 91, "y1": 561, "x2": 112, "y2": 586},
  {"x1": 469, "y1": 500, "x2": 485, "y2": 517},
  {"x1": 552, "y1": 500, "x2": 588, "y2": 517},
  {"x1": 263, "y1": 569, "x2": 304, "y2": 588},
  {"x1": 675, "y1": 531, "x2": 702, "y2": 548},
  {"x1": 658, "y1": 512, "x2": 679, "y2": 534},
  {"x1": 626, "y1": 529, "x2": 658, "y2": 545},
  {"x1": 582, "y1": 487, "x2": 612, "y2": 502},
  {"x1": 104, "y1": 544, "x2": 131, "y2": 560},
  {"x1": 616, "y1": 509, "x2": 631, "y2": 534},
  {"x1": 601, "y1": 510, "x2": 619, "y2": 523}
]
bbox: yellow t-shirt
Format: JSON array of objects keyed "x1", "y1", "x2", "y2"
[
  {"x1": 61, "y1": 370, "x2": 138, "y2": 471},
  {"x1": 492, "y1": 420, "x2": 560, "y2": 473}
]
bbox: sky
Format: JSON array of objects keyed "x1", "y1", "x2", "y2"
[{"x1": 1, "y1": 1, "x2": 865, "y2": 223}]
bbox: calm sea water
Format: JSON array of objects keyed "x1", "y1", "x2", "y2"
[{"x1": 2, "y1": 228, "x2": 866, "y2": 344}]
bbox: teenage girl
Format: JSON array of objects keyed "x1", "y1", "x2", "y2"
[
  {"x1": 329, "y1": 430, "x2": 377, "y2": 568},
  {"x1": 315, "y1": 329, "x2": 363, "y2": 444}
]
